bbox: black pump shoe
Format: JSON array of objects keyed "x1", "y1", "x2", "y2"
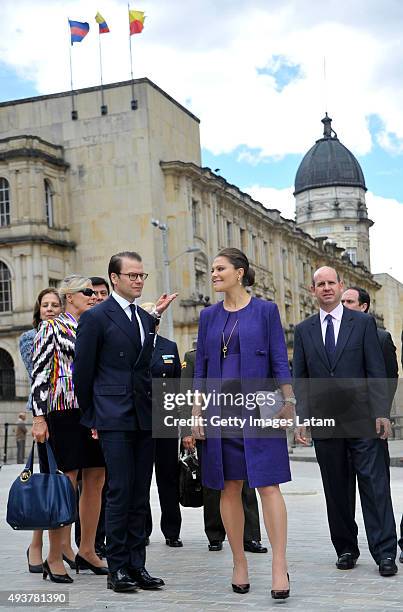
[
  {"x1": 271, "y1": 573, "x2": 290, "y2": 600},
  {"x1": 27, "y1": 548, "x2": 43, "y2": 574},
  {"x1": 43, "y1": 560, "x2": 73, "y2": 584},
  {"x1": 62, "y1": 554, "x2": 76, "y2": 570},
  {"x1": 75, "y1": 553, "x2": 108, "y2": 575},
  {"x1": 232, "y1": 583, "x2": 250, "y2": 594}
]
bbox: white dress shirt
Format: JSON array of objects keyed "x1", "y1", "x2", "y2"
[
  {"x1": 319, "y1": 302, "x2": 344, "y2": 345},
  {"x1": 111, "y1": 291, "x2": 145, "y2": 345}
]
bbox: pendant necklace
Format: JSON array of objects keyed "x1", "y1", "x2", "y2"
[{"x1": 222, "y1": 319, "x2": 238, "y2": 358}]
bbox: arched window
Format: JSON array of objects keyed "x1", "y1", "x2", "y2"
[
  {"x1": 0, "y1": 349, "x2": 15, "y2": 399},
  {"x1": 44, "y1": 179, "x2": 54, "y2": 228},
  {"x1": 0, "y1": 177, "x2": 11, "y2": 227},
  {"x1": 0, "y1": 261, "x2": 12, "y2": 312}
]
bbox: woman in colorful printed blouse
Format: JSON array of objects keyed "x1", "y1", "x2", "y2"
[
  {"x1": 19, "y1": 288, "x2": 62, "y2": 575},
  {"x1": 31, "y1": 275, "x2": 107, "y2": 584}
]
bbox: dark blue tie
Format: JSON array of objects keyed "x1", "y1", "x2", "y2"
[
  {"x1": 129, "y1": 304, "x2": 142, "y2": 350},
  {"x1": 324, "y1": 314, "x2": 336, "y2": 361}
]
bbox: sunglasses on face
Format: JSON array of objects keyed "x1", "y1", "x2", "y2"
[{"x1": 78, "y1": 288, "x2": 96, "y2": 297}]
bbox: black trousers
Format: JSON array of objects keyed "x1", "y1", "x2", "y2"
[
  {"x1": 145, "y1": 437, "x2": 182, "y2": 539},
  {"x1": 99, "y1": 430, "x2": 154, "y2": 573},
  {"x1": 314, "y1": 438, "x2": 397, "y2": 563},
  {"x1": 196, "y1": 441, "x2": 261, "y2": 543}
]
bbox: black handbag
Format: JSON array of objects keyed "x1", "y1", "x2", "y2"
[
  {"x1": 178, "y1": 449, "x2": 203, "y2": 508},
  {"x1": 6, "y1": 441, "x2": 76, "y2": 530}
]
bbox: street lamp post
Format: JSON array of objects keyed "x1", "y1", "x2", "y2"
[{"x1": 151, "y1": 218, "x2": 200, "y2": 339}]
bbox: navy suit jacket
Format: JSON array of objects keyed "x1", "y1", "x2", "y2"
[
  {"x1": 73, "y1": 295, "x2": 156, "y2": 431},
  {"x1": 377, "y1": 328, "x2": 398, "y2": 408},
  {"x1": 293, "y1": 306, "x2": 389, "y2": 436}
]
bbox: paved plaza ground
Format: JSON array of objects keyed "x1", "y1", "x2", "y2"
[{"x1": 0, "y1": 458, "x2": 402, "y2": 611}]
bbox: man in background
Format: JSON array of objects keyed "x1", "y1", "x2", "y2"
[{"x1": 15, "y1": 412, "x2": 27, "y2": 464}]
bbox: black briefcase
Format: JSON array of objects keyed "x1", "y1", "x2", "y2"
[{"x1": 178, "y1": 449, "x2": 203, "y2": 508}]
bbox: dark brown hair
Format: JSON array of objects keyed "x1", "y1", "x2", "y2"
[
  {"x1": 108, "y1": 251, "x2": 142, "y2": 286},
  {"x1": 216, "y1": 248, "x2": 255, "y2": 287},
  {"x1": 32, "y1": 288, "x2": 62, "y2": 329}
]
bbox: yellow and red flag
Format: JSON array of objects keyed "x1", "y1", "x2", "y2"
[{"x1": 129, "y1": 9, "x2": 145, "y2": 35}]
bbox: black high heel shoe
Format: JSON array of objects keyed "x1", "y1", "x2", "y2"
[
  {"x1": 232, "y1": 583, "x2": 250, "y2": 594},
  {"x1": 271, "y1": 572, "x2": 290, "y2": 600},
  {"x1": 75, "y1": 553, "x2": 108, "y2": 575},
  {"x1": 62, "y1": 555, "x2": 76, "y2": 570},
  {"x1": 43, "y1": 560, "x2": 73, "y2": 584},
  {"x1": 26, "y1": 548, "x2": 43, "y2": 574}
]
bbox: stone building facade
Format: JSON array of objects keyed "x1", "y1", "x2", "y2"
[{"x1": 0, "y1": 79, "x2": 400, "y2": 454}]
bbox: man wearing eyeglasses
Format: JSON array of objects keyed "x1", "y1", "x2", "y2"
[{"x1": 73, "y1": 251, "x2": 177, "y2": 593}]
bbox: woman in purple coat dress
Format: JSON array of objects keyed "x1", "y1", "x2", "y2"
[{"x1": 188, "y1": 248, "x2": 294, "y2": 599}]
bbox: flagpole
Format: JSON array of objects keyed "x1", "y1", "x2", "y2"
[
  {"x1": 98, "y1": 30, "x2": 107, "y2": 115},
  {"x1": 128, "y1": 3, "x2": 137, "y2": 110},
  {"x1": 68, "y1": 19, "x2": 78, "y2": 120}
]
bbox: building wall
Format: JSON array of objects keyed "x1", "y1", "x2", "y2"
[{"x1": 374, "y1": 273, "x2": 403, "y2": 371}]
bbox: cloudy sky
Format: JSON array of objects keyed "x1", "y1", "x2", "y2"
[{"x1": 1, "y1": 0, "x2": 402, "y2": 280}]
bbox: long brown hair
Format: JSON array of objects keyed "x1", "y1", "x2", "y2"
[{"x1": 32, "y1": 288, "x2": 62, "y2": 329}]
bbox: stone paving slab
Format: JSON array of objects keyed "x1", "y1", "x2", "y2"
[{"x1": 0, "y1": 461, "x2": 402, "y2": 611}]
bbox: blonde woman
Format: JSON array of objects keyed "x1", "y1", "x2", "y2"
[{"x1": 31, "y1": 275, "x2": 107, "y2": 583}]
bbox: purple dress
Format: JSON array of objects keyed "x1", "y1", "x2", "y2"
[{"x1": 221, "y1": 311, "x2": 248, "y2": 480}]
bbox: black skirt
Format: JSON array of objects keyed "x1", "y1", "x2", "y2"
[{"x1": 46, "y1": 409, "x2": 105, "y2": 473}]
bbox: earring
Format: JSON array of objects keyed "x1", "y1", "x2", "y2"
[{"x1": 238, "y1": 277, "x2": 242, "y2": 286}]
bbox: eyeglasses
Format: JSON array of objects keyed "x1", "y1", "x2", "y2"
[
  {"x1": 117, "y1": 272, "x2": 149, "y2": 282},
  {"x1": 78, "y1": 288, "x2": 96, "y2": 297}
]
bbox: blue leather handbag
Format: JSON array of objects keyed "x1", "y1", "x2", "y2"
[{"x1": 6, "y1": 441, "x2": 76, "y2": 530}]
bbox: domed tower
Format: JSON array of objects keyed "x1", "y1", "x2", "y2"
[{"x1": 294, "y1": 113, "x2": 372, "y2": 270}]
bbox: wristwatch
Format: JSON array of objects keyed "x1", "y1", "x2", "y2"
[
  {"x1": 283, "y1": 397, "x2": 296, "y2": 405},
  {"x1": 150, "y1": 308, "x2": 162, "y2": 319}
]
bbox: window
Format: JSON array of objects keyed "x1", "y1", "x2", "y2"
[
  {"x1": 0, "y1": 262, "x2": 12, "y2": 312},
  {"x1": 252, "y1": 235, "x2": 259, "y2": 263},
  {"x1": 240, "y1": 228, "x2": 247, "y2": 253},
  {"x1": 345, "y1": 248, "x2": 357, "y2": 265},
  {"x1": 192, "y1": 199, "x2": 200, "y2": 236},
  {"x1": 0, "y1": 349, "x2": 15, "y2": 399},
  {"x1": 0, "y1": 177, "x2": 10, "y2": 227},
  {"x1": 48, "y1": 278, "x2": 60, "y2": 288},
  {"x1": 44, "y1": 180, "x2": 54, "y2": 228},
  {"x1": 226, "y1": 221, "x2": 232, "y2": 245},
  {"x1": 344, "y1": 225, "x2": 352, "y2": 231}
]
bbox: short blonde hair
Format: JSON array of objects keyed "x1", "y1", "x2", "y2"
[
  {"x1": 140, "y1": 302, "x2": 156, "y2": 314},
  {"x1": 59, "y1": 274, "x2": 91, "y2": 307}
]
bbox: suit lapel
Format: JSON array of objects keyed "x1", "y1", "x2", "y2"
[
  {"x1": 134, "y1": 307, "x2": 155, "y2": 365},
  {"x1": 105, "y1": 297, "x2": 138, "y2": 346},
  {"x1": 309, "y1": 314, "x2": 331, "y2": 368},
  {"x1": 331, "y1": 308, "x2": 354, "y2": 369}
]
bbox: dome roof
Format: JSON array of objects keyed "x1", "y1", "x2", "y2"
[{"x1": 294, "y1": 114, "x2": 366, "y2": 195}]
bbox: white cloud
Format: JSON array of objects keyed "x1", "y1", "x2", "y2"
[
  {"x1": 244, "y1": 185, "x2": 403, "y2": 284},
  {"x1": 1, "y1": 0, "x2": 403, "y2": 160}
]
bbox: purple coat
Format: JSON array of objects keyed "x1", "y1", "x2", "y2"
[{"x1": 195, "y1": 297, "x2": 292, "y2": 490}]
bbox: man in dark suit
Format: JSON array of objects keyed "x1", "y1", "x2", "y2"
[
  {"x1": 341, "y1": 287, "x2": 398, "y2": 403},
  {"x1": 141, "y1": 305, "x2": 183, "y2": 547},
  {"x1": 73, "y1": 251, "x2": 176, "y2": 592},
  {"x1": 181, "y1": 348, "x2": 268, "y2": 554},
  {"x1": 293, "y1": 266, "x2": 397, "y2": 577}
]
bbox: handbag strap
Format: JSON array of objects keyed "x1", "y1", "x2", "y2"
[{"x1": 23, "y1": 441, "x2": 59, "y2": 475}]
